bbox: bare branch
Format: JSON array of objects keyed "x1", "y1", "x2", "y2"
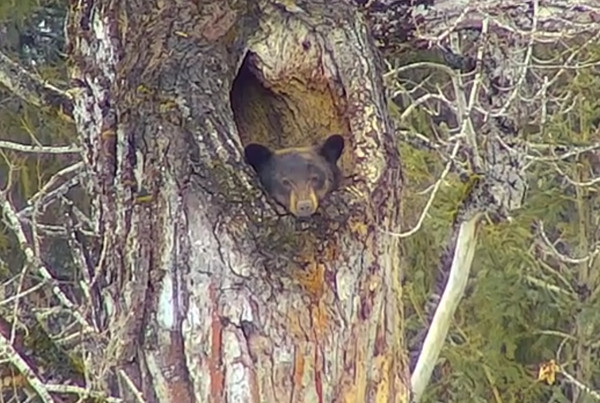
[
  {"x1": 536, "y1": 221, "x2": 600, "y2": 264},
  {"x1": 410, "y1": 215, "x2": 481, "y2": 402},
  {"x1": 0, "y1": 139, "x2": 81, "y2": 154},
  {"x1": 118, "y1": 369, "x2": 146, "y2": 403},
  {"x1": 43, "y1": 384, "x2": 123, "y2": 403},
  {"x1": 0, "y1": 50, "x2": 73, "y2": 117},
  {"x1": 450, "y1": 17, "x2": 488, "y2": 170},
  {"x1": 412, "y1": 0, "x2": 600, "y2": 40},
  {"x1": 0, "y1": 191, "x2": 96, "y2": 335},
  {"x1": 550, "y1": 162, "x2": 600, "y2": 188},
  {"x1": 18, "y1": 161, "x2": 84, "y2": 217},
  {"x1": 0, "y1": 331, "x2": 54, "y2": 403},
  {"x1": 526, "y1": 143, "x2": 600, "y2": 162},
  {"x1": 560, "y1": 368, "x2": 600, "y2": 401},
  {"x1": 385, "y1": 140, "x2": 461, "y2": 238},
  {"x1": 0, "y1": 276, "x2": 47, "y2": 307}
]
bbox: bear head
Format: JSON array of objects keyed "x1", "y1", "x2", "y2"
[{"x1": 244, "y1": 135, "x2": 345, "y2": 218}]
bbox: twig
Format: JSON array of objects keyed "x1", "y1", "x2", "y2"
[
  {"x1": 118, "y1": 369, "x2": 147, "y2": 403},
  {"x1": 26, "y1": 161, "x2": 84, "y2": 207},
  {"x1": 10, "y1": 260, "x2": 30, "y2": 345},
  {"x1": 0, "y1": 282, "x2": 47, "y2": 309},
  {"x1": 0, "y1": 191, "x2": 96, "y2": 335},
  {"x1": 44, "y1": 383, "x2": 123, "y2": 402},
  {"x1": 551, "y1": 162, "x2": 600, "y2": 188},
  {"x1": 398, "y1": 92, "x2": 458, "y2": 122},
  {"x1": 0, "y1": 330, "x2": 55, "y2": 403},
  {"x1": 523, "y1": 275, "x2": 574, "y2": 297},
  {"x1": 533, "y1": 329, "x2": 576, "y2": 341},
  {"x1": 560, "y1": 368, "x2": 600, "y2": 400},
  {"x1": 537, "y1": 221, "x2": 600, "y2": 264},
  {"x1": 0, "y1": 50, "x2": 73, "y2": 116},
  {"x1": 0, "y1": 140, "x2": 81, "y2": 154},
  {"x1": 384, "y1": 140, "x2": 461, "y2": 238},
  {"x1": 526, "y1": 143, "x2": 600, "y2": 162}
]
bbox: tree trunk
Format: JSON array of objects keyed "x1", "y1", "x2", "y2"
[{"x1": 66, "y1": 1, "x2": 406, "y2": 402}]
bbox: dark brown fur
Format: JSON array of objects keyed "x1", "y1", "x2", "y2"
[{"x1": 244, "y1": 135, "x2": 345, "y2": 217}]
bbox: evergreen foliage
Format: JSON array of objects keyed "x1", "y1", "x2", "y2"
[{"x1": 397, "y1": 43, "x2": 600, "y2": 402}]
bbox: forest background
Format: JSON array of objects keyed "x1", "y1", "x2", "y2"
[{"x1": 0, "y1": 0, "x2": 599, "y2": 402}]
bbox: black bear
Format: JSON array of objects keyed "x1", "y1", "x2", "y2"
[{"x1": 244, "y1": 135, "x2": 345, "y2": 217}]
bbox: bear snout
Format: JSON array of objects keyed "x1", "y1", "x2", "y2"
[{"x1": 295, "y1": 199, "x2": 317, "y2": 217}]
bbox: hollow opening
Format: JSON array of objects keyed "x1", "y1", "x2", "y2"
[{"x1": 229, "y1": 51, "x2": 352, "y2": 173}]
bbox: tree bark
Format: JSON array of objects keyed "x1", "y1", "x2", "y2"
[{"x1": 66, "y1": 1, "x2": 406, "y2": 402}]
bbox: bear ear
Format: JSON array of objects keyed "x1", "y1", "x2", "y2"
[
  {"x1": 319, "y1": 135, "x2": 345, "y2": 163},
  {"x1": 244, "y1": 143, "x2": 273, "y2": 171}
]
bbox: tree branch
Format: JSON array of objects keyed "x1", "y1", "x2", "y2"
[
  {"x1": 0, "y1": 139, "x2": 81, "y2": 154},
  {"x1": 360, "y1": 0, "x2": 600, "y2": 52},
  {"x1": 410, "y1": 215, "x2": 481, "y2": 402},
  {"x1": 0, "y1": 189, "x2": 96, "y2": 335},
  {"x1": 0, "y1": 50, "x2": 73, "y2": 118},
  {"x1": 0, "y1": 330, "x2": 54, "y2": 403}
]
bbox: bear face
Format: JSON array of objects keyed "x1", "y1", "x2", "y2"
[{"x1": 244, "y1": 135, "x2": 345, "y2": 218}]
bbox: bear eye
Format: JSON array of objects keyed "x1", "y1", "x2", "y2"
[
  {"x1": 311, "y1": 175, "x2": 323, "y2": 188},
  {"x1": 281, "y1": 178, "x2": 292, "y2": 189}
]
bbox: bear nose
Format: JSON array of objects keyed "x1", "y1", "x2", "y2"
[{"x1": 296, "y1": 200, "x2": 316, "y2": 217}]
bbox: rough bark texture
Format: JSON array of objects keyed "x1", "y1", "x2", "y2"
[{"x1": 67, "y1": 1, "x2": 406, "y2": 402}]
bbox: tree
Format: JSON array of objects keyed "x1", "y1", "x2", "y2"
[
  {"x1": 4, "y1": 1, "x2": 407, "y2": 401},
  {"x1": 1, "y1": 1, "x2": 599, "y2": 402},
  {"x1": 66, "y1": 0, "x2": 409, "y2": 401}
]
